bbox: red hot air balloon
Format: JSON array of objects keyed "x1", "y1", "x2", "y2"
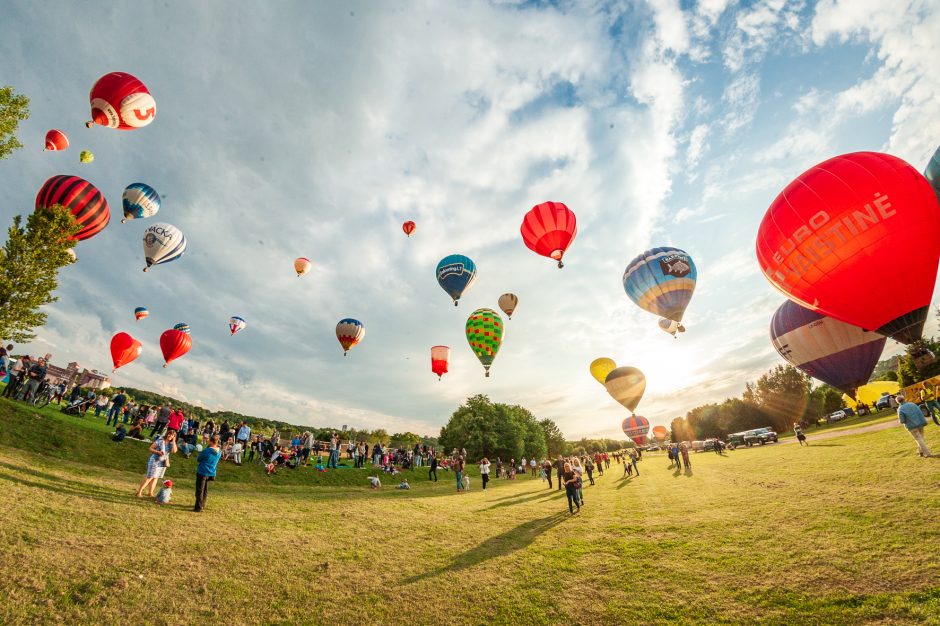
[
  {"x1": 757, "y1": 152, "x2": 940, "y2": 344},
  {"x1": 402, "y1": 221, "x2": 416, "y2": 237},
  {"x1": 159, "y1": 328, "x2": 192, "y2": 367},
  {"x1": 86, "y1": 72, "x2": 156, "y2": 130},
  {"x1": 431, "y1": 345, "x2": 450, "y2": 380},
  {"x1": 622, "y1": 415, "x2": 650, "y2": 446},
  {"x1": 35, "y1": 175, "x2": 110, "y2": 241},
  {"x1": 520, "y1": 201, "x2": 577, "y2": 268},
  {"x1": 110, "y1": 332, "x2": 142, "y2": 371},
  {"x1": 44, "y1": 129, "x2": 69, "y2": 151}
]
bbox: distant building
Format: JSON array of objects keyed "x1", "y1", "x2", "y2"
[{"x1": 43, "y1": 360, "x2": 111, "y2": 390}]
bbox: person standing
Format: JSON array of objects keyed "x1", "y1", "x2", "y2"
[
  {"x1": 679, "y1": 442, "x2": 690, "y2": 470},
  {"x1": 151, "y1": 405, "x2": 171, "y2": 438},
  {"x1": 585, "y1": 457, "x2": 595, "y2": 485},
  {"x1": 897, "y1": 395, "x2": 933, "y2": 457},
  {"x1": 136, "y1": 431, "x2": 177, "y2": 498},
  {"x1": 428, "y1": 454, "x2": 438, "y2": 482},
  {"x1": 194, "y1": 435, "x2": 222, "y2": 512},
  {"x1": 454, "y1": 455, "x2": 465, "y2": 493},
  {"x1": 106, "y1": 390, "x2": 127, "y2": 427},
  {"x1": 479, "y1": 457, "x2": 491, "y2": 490},
  {"x1": 794, "y1": 423, "x2": 808, "y2": 447},
  {"x1": 554, "y1": 455, "x2": 564, "y2": 491},
  {"x1": 236, "y1": 421, "x2": 251, "y2": 454},
  {"x1": 562, "y1": 462, "x2": 580, "y2": 514},
  {"x1": 542, "y1": 459, "x2": 553, "y2": 489},
  {"x1": 23, "y1": 357, "x2": 47, "y2": 403},
  {"x1": 328, "y1": 433, "x2": 339, "y2": 469},
  {"x1": 919, "y1": 384, "x2": 940, "y2": 427}
]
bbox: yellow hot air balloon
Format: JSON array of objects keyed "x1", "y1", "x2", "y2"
[
  {"x1": 590, "y1": 358, "x2": 616, "y2": 385},
  {"x1": 294, "y1": 257, "x2": 311, "y2": 277},
  {"x1": 79, "y1": 150, "x2": 94, "y2": 163},
  {"x1": 842, "y1": 381, "x2": 900, "y2": 408}
]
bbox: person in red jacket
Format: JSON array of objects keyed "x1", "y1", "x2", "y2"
[{"x1": 167, "y1": 409, "x2": 185, "y2": 433}]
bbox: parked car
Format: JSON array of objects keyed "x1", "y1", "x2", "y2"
[
  {"x1": 726, "y1": 428, "x2": 778, "y2": 448},
  {"x1": 703, "y1": 438, "x2": 721, "y2": 452},
  {"x1": 691, "y1": 440, "x2": 705, "y2": 452},
  {"x1": 826, "y1": 410, "x2": 847, "y2": 423},
  {"x1": 875, "y1": 393, "x2": 893, "y2": 411}
]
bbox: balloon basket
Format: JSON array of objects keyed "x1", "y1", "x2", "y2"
[
  {"x1": 557, "y1": 261, "x2": 564, "y2": 269},
  {"x1": 85, "y1": 121, "x2": 93, "y2": 129}
]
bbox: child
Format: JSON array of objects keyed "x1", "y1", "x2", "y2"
[
  {"x1": 111, "y1": 423, "x2": 127, "y2": 443},
  {"x1": 396, "y1": 478, "x2": 410, "y2": 490},
  {"x1": 368, "y1": 475, "x2": 381, "y2": 489},
  {"x1": 155, "y1": 479, "x2": 172, "y2": 504}
]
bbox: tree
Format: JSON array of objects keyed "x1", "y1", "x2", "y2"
[
  {"x1": 897, "y1": 337, "x2": 940, "y2": 386},
  {"x1": 751, "y1": 365, "x2": 813, "y2": 432},
  {"x1": 539, "y1": 418, "x2": 566, "y2": 457},
  {"x1": 0, "y1": 209, "x2": 77, "y2": 343},
  {"x1": 0, "y1": 86, "x2": 29, "y2": 160}
]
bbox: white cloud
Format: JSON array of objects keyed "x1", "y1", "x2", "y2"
[
  {"x1": 720, "y1": 73, "x2": 761, "y2": 133},
  {"x1": 686, "y1": 123, "x2": 709, "y2": 169}
]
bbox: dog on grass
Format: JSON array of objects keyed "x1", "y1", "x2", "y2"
[{"x1": 462, "y1": 475, "x2": 470, "y2": 491}]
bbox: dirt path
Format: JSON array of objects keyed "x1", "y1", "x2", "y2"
[{"x1": 781, "y1": 418, "x2": 898, "y2": 445}]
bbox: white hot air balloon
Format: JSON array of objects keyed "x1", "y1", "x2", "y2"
[{"x1": 142, "y1": 222, "x2": 187, "y2": 271}]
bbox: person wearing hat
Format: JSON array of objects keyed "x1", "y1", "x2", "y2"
[
  {"x1": 897, "y1": 395, "x2": 933, "y2": 457},
  {"x1": 918, "y1": 383, "x2": 940, "y2": 427},
  {"x1": 155, "y1": 480, "x2": 173, "y2": 505}
]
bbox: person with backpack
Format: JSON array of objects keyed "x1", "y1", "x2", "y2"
[{"x1": 562, "y1": 462, "x2": 581, "y2": 514}]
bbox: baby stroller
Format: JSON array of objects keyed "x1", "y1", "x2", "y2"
[{"x1": 60, "y1": 397, "x2": 91, "y2": 416}]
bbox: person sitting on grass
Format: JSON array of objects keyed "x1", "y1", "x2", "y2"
[
  {"x1": 368, "y1": 475, "x2": 381, "y2": 489},
  {"x1": 111, "y1": 423, "x2": 127, "y2": 443},
  {"x1": 178, "y1": 439, "x2": 195, "y2": 459},
  {"x1": 155, "y1": 480, "x2": 172, "y2": 505},
  {"x1": 396, "y1": 478, "x2": 410, "y2": 490},
  {"x1": 127, "y1": 418, "x2": 145, "y2": 440}
]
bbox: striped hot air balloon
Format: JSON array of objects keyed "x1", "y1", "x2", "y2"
[
  {"x1": 35, "y1": 175, "x2": 111, "y2": 241},
  {"x1": 336, "y1": 318, "x2": 365, "y2": 356},
  {"x1": 134, "y1": 307, "x2": 149, "y2": 321},
  {"x1": 520, "y1": 201, "x2": 577, "y2": 268},
  {"x1": 229, "y1": 316, "x2": 246, "y2": 336},
  {"x1": 498, "y1": 293, "x2": 518, "y2": 320},
  {"x1": 622, "y1": 415, "x2": 650, "y2": 446},
  {"x1": 142, "y1": 223, "x2": 186, "y2": 271},
  {"x1": 604, "y1": 367, "x2": 646, "y2": 414},
  {"x1": 122, "y1": 183, "x2": 161, "y2": 223},
  {"x1": 623, "y1": 247, "x2": 697, "y2": 332},
  {"x1": 173, "y1": 323, "x2": 191, "y2": 334}
]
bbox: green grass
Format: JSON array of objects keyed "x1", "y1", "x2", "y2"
[{"x1": 0, "y1": 397, "x2": 939, "y2": 625}]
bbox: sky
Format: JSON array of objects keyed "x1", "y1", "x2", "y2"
[{"x1": 1, "y1": 0, "x2": 938, "y2": 439}]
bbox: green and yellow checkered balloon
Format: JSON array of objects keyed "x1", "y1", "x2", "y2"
[{"x1": 465, "y1": 308, "x2": 504, "y2": 377}]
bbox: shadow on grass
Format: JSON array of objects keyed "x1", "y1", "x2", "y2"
[
  {"x1": 616, "y1": 476, "x2": 634, "y2": 489},
  {"x1": 806, "y1": 443, "x2": 845, "y2": 447},
  {"x1": 0, "y1": 460, "x2": 134, "y2": 506},
  {"x1": 403, "y1": 511, "x2": 569, "y2": 584},
  {"x1": 482, "y1": 490, "x2": 563, "y2": 511}
]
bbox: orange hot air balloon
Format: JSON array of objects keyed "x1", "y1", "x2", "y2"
[
  {"x1": 159, "y1": 328, "x2": 192, "y2": 367},
  {"x1": 110, "y1": 332, "x2": 142, "y2": 371},
  {"x1": 294, "y1": 257, "x2": 311, "y2": 277},
  {"x1": 652, "y1": 425, "x2": 669, "y2": 442},
  {"x1": 520, "y1": 201, "x2": 577, "y2": 268},
  {"x1": 44, "y1": 129, "x2": 69, "y2": 151},
  {"x1": 402, "y1": 221, "x2": 416, "y2": 237},
  {"x1": 431, "y1": 345, "x2": 450, "y2": 380}
]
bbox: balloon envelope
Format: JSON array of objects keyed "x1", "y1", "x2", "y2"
[
  {"x1": 436, "y1": 255, "x2": 477, "y2": 305},
  {"x1": 431, "y1": 345, "x2": 450, "y2": 380},
  {"x1": 770, "y1": 300, "x2": 886, "y2": 397},
  {"x1": 35, "y1": 175, "x2": 110, "y2": 241},
  {"x1": 842, "y1": 381, "x2": 901, "y2": 408},
  {"x1": 173, "y1": 323, "x2": 191, "y2": 334},
  {"x1": 622, "y1": 415, "x2": 650, "y2": 446},
  {"x1": 122, "y1": 183, "x2": 161, "y2": 222},
  {"x1": 294, "y1": 257, "x2": 311, "y2": 277},
  {"x1": 652, "y1": 425, "x2": 669, "y2": 442},
  {"x1": 44, "y1": 129, "x2": 69, "y2": 151},
  {"x1": 134, "y1": 306, "x2": 149, "y2": 321},
  {"x1": 88, "y1": 72, "x2": 156, "y2": 130},
  {"x1": 402, "y1": 221, "x2": 416, "y2": 237},
  {"x1": 658, "y1": 318, "x2": 684, "y2": 337},
  {"x1": 623, "y1": 247, "x2": 697, "y2": 324},
  {"x1": 142, "y1": 223, "x2": 186, "y2": 271},
  {"x1": 229, "y1": 316, "x2": 246, "y2": 336},
  {"x1": 160, "y1": 329, "x2": 192, "y2": 366},
  {"x1": 589, "y1": 358, "x2": 616, "y2": 385},
  {"x1": 757, "y1": 151, "x2": 940, "y2": 344},
  {"x1": 79, "y1": 150, "x2": 94, "y2": 163},
  {"x1": 336, "y1": 318, "x2": 365, "y2": 355},
  {"x1": 498, "y1": 293, "x2": 518, "y2": 319},
  {"x1": 520, "y1": 201, "x2": 577, "y2": 268},
  {"x1": 465, "y1": 308, "x2": 503, "y2": 377},
  {"x1": 110, "y1": 332, "x2": 142, "y2": 371},
  {"x1": 926, "y1": 146, "x2": 940, "y2": 201},
  {"x1": 604, "y1": 367, "x2": 646, "y2": 413}
]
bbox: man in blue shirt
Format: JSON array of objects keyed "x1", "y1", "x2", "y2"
[
  {"x1": 897, "y1": 395, "x2": 932, "y2": 457},
  {"x1": 106, "y1": 391, "x2": 127, "y2": 427},
  {"x1": 194, "y1": 435, "x2": 222, "y2": 512}
]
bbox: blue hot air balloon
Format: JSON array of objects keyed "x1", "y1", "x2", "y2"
[
  {"x1": 623, "y1": 247, "x2": 697, "y2": 330},
  {"x1": 770, "y1": 300, "x2": 887, "y2": 398},
  {"x1": 122, "y1": 183, "x2": 161, "y2": 223},
  {"x1": 436, "y1": 254, "x2": 477, "y2": 306},
  {"x1": 925, "y1": 145, "x2": 940, "y2": 201}
]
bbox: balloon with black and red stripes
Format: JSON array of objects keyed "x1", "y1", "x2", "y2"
[{"x1": 35, "y1": 174, "x2": 111, "y2": 241}]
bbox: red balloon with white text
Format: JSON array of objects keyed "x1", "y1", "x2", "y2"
[{"x1": 87, "y1": 72, "x2": 156, "y2": 130}]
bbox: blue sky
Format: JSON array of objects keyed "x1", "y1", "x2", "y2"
[{"x1": 1, "y1": 0, "x2": 938, "y2": 438}]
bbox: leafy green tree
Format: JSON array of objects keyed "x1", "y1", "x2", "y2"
[
  {"x1": 0, "y1": 86, "x2": 29, "y2": 160},
  {"x1": 897, "y1": 337, "x2": 940, "y2": 386},
  {"x1": 0, "y1": 209, "x2": 77, "y2": 343},
  {"x1": 539, "y1": 418, "x2": 566, "y2": 457}
]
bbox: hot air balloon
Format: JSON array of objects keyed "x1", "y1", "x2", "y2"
[
  {"x1": 658, "y1": 318, "x2": 685, "y2": 337},
  {"x1": 520, "y1": 201, "x2": 577, "y2": 268},
  {"x1": 122, "y1": 183, "x2": 161, "y2": 223},
  {"x1": 604, "y1": 367, "x2": 646, "y2": 414},
  {"x1": 842, "y1": 381, "x2": 900, "y2": 409},
  {"x1": 142, "y1": 223, "x2": 186, "y2": 271},
  {"x1": 770, "y1": 300, "x2": 886, "y2": 398},
  {"x1": 431, "y1": 345, "x2": 450, "y2": 380},
  {"x1": 294, "y1": 257, "x2": 311, "y2": 277},
  {"x1": 110, "y1": 332, "x2": 142, "y2": 371},
  {"x1": 160, "y1": 328, "x2": 192, "y2": 367},
  {"x1": 134, "y1": 306, "x2": 149, "y2": 321},
  {"x1": 498, "y1": 293, "x2": 518, "y2": 320},
  {"x1": 336, "y1": 318, "x2": 365, "y2": 356},
  {"x1": 173, "y1": 323, "x2": 191, "y2": 334},
  {"x1": 403, "y1": 221, "x2": 416, "y2": 237},
  {"x1": 757, "y1": 151, "x2": 940, "y2": 344},
  {"x1": 86, "y1": 72, "x2": 156, "y2": 130},
  {"x1": 652, "y1": 425, "x2": 669, "y2": 442},
  {"x1": 465, "y1": 308, "x2": 503, "y2": 377},
  {"x1": 35, "y1": 175, "x2": 110, "y2": 241},
  {"x1": 589, "y1": 358, "x2": 616, "y2": 385},
  {"x1": 623, "y1": 247, "x2": 697, "y2": 332},
  {"x1": 229, "y1": 316, "x2": 246, "y2": 336},
  {"x1": 79, "y1": 150, "x2": 94, "y2": 163},
  {"x1": 44, "y1": 129, "x2": 69, "y2": 151},
  {"x1": 436, "y1": 254, "x2": 477, "y2": 306},
  {"x1": 622, "y1": 415, "x2": 650, "y2": 446},
  {"x1": 926, "y1": 146, "x2": 940, "y2": 200}
]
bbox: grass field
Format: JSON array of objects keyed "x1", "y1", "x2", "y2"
[{"x1": 1, "y1": 398, "x2": 939, "y2": 625}]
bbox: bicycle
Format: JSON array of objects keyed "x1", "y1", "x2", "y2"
[{"x1": 30, "y1": 386, "x2": 56, "y2": 408}]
